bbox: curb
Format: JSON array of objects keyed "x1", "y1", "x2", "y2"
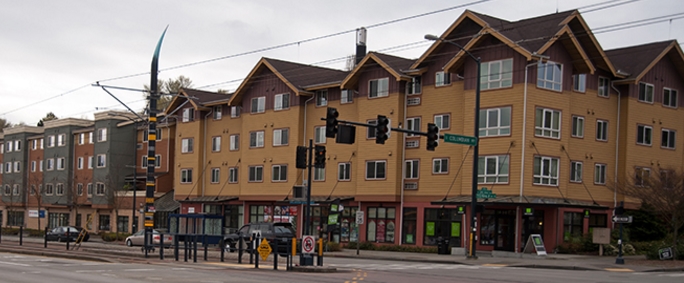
[{"x1": 327, "y1": 253, "x2": 474, "y2": 266}]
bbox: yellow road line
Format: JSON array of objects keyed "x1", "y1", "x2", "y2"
[
  {"x1": 605, "y1": 268, "x2": 634, "y2": 272},
  {"x1": 205, "y1": 262, "x2": 252, "y2": 269}
]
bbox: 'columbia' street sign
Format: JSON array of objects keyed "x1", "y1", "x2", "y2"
[{"x1": 443, "y1": 133, "x2": 478, "y2": 146}]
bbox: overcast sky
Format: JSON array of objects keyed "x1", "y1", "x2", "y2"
[{"x1": 1, "y1": 0, "x2": 682, "y2": 125}]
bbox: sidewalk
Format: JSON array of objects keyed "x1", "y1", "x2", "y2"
[{"x1": 1, "y1": 235, "x2": 682, "y2": 273}]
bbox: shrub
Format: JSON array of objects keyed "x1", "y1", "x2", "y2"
[
  {"x1": 556, "y1": 233, "x2": 598, "y2": 254},
  {"x1": 326, "y1": 241, "x2": 342, "y2": 252},
  {"x1": 342, "y1": 242, "x2": 438, "y2": 253},
  {"x1": 100, "y1": 232, "x2": 129, "y2": 242}
]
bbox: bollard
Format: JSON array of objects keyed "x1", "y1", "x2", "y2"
[
  {"x1": 174, "y1": 235, "x2": 179, "y2": 261},
  {"x1": 286, "y1": 239, "x2": 291, "y2": 271},
  {"x1": 274, "y1": 239, "x2": 278, "y2": 270},
  {"x1": 249, "y1": 238, "x2": 253, "y2": 264},
  {"x1": 44, "y1": 227, "x2": 48, "y2": 248},
  {"x1": 184, "y1": 237, "x2": 188, "y2": 262},
  {"x1": 203, "y1": 236, "x2": 208, "y2": 261},
  {"x1": 19, "y1": 226, "x2": 23, "y2": 246},
  {"x1": 193, "y1": 235, "x2": 198, "y2": 263},
  {"x1": 65, "y1": 230, "x2": 69, "y2": 250},
  {"x1": 238, "y1": 237, "x2": 243, "y2": 264},
  {"x1": 220, "y1": 238, "x2": 225, "y2": 262},
  {"x1": 317, "y1": 238, "x2": 323, "y2": 266},
  {"x1": 255, "y1": 236, "x2": 259, "y2": 269},
  {"x1": 159, "y1": 233, "x2": 164, "y2": 260}
]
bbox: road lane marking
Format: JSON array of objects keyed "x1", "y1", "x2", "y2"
[
  {"x1": 205, "y1": 262, "x2": 251, "y2": 269},
  {"x1": 125, "y1": 268, "x2": 156, "y2": 272},
  {"x1": 482, "y1": 263, "x2": 508, "y2": 267},
  {"x1": 0, "y1": 261, "x2": 30, "y2": 267},
  {"x1": 605, "y1": 268, "x2": 633, "y2": 272}
]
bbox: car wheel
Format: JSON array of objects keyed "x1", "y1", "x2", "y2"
[
  {"x1": 126, "y1": 239, "x2": 133, "y2": 247},
  {"x1": 226, "y1": 241, "x2": 236, "y2": 253}
]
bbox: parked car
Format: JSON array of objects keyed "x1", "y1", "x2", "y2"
[
  {"x1": 125, "y1": 229, "x2": 173, "y2": 248},
  {"x1": 224, "y1": 222, "x2": 295, "y2": 254},
  {"x1": 46, "y1": 226, "x2": 89, "y2": 242}
]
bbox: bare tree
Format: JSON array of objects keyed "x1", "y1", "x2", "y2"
[
  {"x1": 103, "y1": 167, "x2": 128, "y2": 238},
  {"x1": 0, "y1": 118, "x2": 12, "y2": 132},
  {"x1": 70, "y1": 175, "x2": 92, "y2": 229},
  {"x1": 610, "y1": 167, "x2": 684, "y2": 259},
  {"x1": 144, "y1": 75, "x2": 193, "y2": 112},
  {"x1": 28, "y1": 173, "x2": 45, "y2": 230},
  {"x1": 37, "y1": 112, "x2": 58, "y2": 127}
]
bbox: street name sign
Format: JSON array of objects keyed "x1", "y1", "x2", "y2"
[
  {"x1": 476, "y1": 188, "x2": 497, "y2": 199},
  {"x1": 444, "y1": 133, "x2": 478, "y2": 146},
  {"x1": 611, "y1": 215, "x2": 633, "y2": 224}
]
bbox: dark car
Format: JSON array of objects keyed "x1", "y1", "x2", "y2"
[
  {"x1": 224, "y1": 222, "x2": 295, "y2": 254},
  {"x1": 46, "y1": 226, "x2": 90, "y2": 242}
]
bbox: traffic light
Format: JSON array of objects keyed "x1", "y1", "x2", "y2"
[
  {"x1": 426, "y1": 123, "x2": 440, "y2": 151},
  {"x1": 296, "y1": 146, "x2": 307, "y2": 169},
  {"x1": 325, "y1": 107, "x2": 339, "y2": 138},
  {"x1": 314, "y1": 145, "x2": 326, "y2": 168},
  {"x1": 375, "y1": 115, "x2": 391, "y2": 144}
]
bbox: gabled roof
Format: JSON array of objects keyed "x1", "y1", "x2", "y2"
[
  {"x1": 227, "y1": 57, "x2": 348, "y2": 106},
  {"x1": 164, "y1": 88, "x2": 230, "y2": 114},
  {"x1": 606, "y1": 40, "x2": 684, "y2": 83},
  {"x1": 341, "y1": 52, "x2": 415, "y2": 89},
  {"x1": 412, "y1": 10, "x2": 614, "y2": 76}
]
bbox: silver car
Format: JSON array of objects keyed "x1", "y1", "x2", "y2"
[{"x1": 125, "y1": 230, "x2": 173, "y2": 247}]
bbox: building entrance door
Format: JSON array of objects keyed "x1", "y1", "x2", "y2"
[
  {"x1": 521, "y1": 210, "x2": 545, "y2": 252},
  {"x1": 494, "y1": 212, "x2": 515, "y2": 251}
]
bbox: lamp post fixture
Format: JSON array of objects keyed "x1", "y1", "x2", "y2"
[{"x1": 425, "y1": 34, "x2": 481, "y2": 259}]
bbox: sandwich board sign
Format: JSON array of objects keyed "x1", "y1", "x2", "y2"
[{"x1": 522, "y1": 234, "x2": 547, "y2": 256}]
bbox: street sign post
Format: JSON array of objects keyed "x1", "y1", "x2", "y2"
[
  {"x1": 257, "y1": 238, "x2": 272, "y2": 261},
  {"x1": 444, "y1": 133, "x2": 478, "y2": 146},
  {"x1": 302, "y1": 235, "x2": 315, "y2": 254},
  {"x1": 611, "y1": 215, "x2": 633, "y2": 224}
]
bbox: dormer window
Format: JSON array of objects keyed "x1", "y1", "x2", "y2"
[
  {"x1": 182, "y1": 108, "x2": 194, "y2": 122},
  {"x1": 407, "y1": 77, "x2": 422, "y2": 95}
]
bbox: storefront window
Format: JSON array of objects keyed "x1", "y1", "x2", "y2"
[
  {"x1": 588, "y1": 214, "x2": 607, "y2": 233},
  {"x1": 563, "y1": 212, "x2": 583, "y2": 241},
  {"x1": 402, "y1": 208, "x2": 417, "y2": 245},
  {"x1": 249, "y1": 205, "x2": 268, "y2": 223},
  {"x1": 339, "y1": 207, "x2": 358, "y2": 243},
  {"x1": 423, "y1": 208, "x2": 462, "y2": 247},
  {"x1": 224, "y1": 205, "x2": 244, "y2": 232},
  {"x1": 480, "y1": 210, "x2": 495, "y2": 245},
  {"x1": 367, "y1": 207, "x2": 396, "y2": 243}
]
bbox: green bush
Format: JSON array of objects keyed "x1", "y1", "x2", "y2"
[
  {"x1": 631, "y1": 236, "x2": 684, "y2": 260},
  {"x1": 556, "y1": 233, "x2": 598, "y2": 254},
  {"x1": 343, "y1": 242, "x2": 438, "y2": 253},
  {"x1": 100, "y1": 232, "x2": 130, "y2": 242},
  {"x1": 326, "y1": 241, "x2": 342, "y2": 252}
]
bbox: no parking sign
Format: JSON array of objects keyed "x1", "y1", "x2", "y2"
[{"x1": 302, "y1": 235, "x2": 315, "y2": 254}]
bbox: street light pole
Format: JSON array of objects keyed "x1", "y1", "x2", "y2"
[{"x1": 425, "y1": 34, "x2": 481, "y2": 259}]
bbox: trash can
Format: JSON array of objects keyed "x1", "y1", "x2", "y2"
[{"x1": 437, "y1": 237, "x2": 450, "y2": 255}]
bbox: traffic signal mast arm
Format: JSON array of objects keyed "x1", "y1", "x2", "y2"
[{"x1": 318, "y1": 117, "x2": 443, "y2": 138}]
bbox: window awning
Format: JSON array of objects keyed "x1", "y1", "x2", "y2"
[{"x1": 431, "y1": 195, "x2": 608, "y2": 210}]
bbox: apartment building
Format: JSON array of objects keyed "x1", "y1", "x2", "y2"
[{"x1": 167, "y1": 9, "x2": 684, "y2": 253}]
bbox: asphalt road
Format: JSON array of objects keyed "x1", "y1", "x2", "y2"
[{"x1": 1, "y1": 252, "x2": 683, "y2": 283}]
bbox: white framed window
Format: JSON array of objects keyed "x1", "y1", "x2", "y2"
[
  {"x1": 181, "y1": 138, "x2": 194, "y2": 153},
  {"x1": 155, "y1": 154, "x2": 161, "y2": 168},
  {"x1": 0, "y1": 143, "x2": 3, "y2": 153},
  {"x1": 228, "y1": 167, "x2": 238, "y2": 183},
  {"x1": 434, "y1": 114, "x2": 450, "y2": 130},
  {"x1": 480, "y1": 107, "x2": 511, "y2": 137},
  {"x1": 481, "y1": 59, "x2": 513, "y2": 90},
  {"x1": 366, "y1": 160, "x2": 386, "y2": 180},
  {"x1": 77, "y1": 157, "x2": 83, "y2": 170},
  {"x1": 46, "y1": 184, "x2": 54, "y2": 195},
  {"x1": 5, "y1": 141, "x2": 11, "y2": 152},
  {"x1": 572, "y1": 74, "x2": 586, "y2": 92},
  {"x1": 405, "y1": 160, "x2": 419, "y2": 179},
  {"x1": 143, "y1": 129, "x2": 149, "y2": 142},
  {"x1": 56, "y1": 183, "x2": 64, "y2": 196},
  {"x1": 87, "y1": 156, "x2": 93, "y2": 169},
  {"x1": 314, "y1": 127, "x2": 326, "y2": 144},
  {"x1": 211, "y1": 168, "x2": 220, "y2": 183},
  {"x1": 77, "y1": 184, "x2": 83, "y2": 196},
  {"x1": 212, "y1": 136, "x2": 221, "y2": 152},
  {"x1": 14, "y1": 140, "x2": 21, "y2": 151},
  {"x1": 31, "y1": 161, "x2": 37, "y2": 172},
  {"x1": 46, "y1": 158, "x2": 54, "y2": 171},
  {"x1": 213, "y1": 106, "x2": 222, "y2": 119},
  {"x1": 96, "y1": 154, "x2": 106, "y2": 168},
  {"x1": 273, "y1": 129, "x2": 289, "y2": 146},
  {"x1": 314, "y1": 167, "x2": 325, "y2": 181},
  {"x1": 47, "y1": 135, "x2": 55, "y2": 147},
  {"x1": 231, "y1": 106, "x2": 241, "y2": 118},
  {"x1": 367, "y1": 120, "x2": 377, "y2": 139},
  {"x1": 88, "y1": 132, "x2": 93, "y2": 144},
  {"x1": 338, "y1": 163, "x2": 351, "y2": 181},
  {"x1": 315, "y1": 90, "x2": 327, "y2": 107},
  {"x1": 405, "y1": 117, "x2": 421, "y2": 137},
  {"x1": 230, "y1": 134, "x2": 239, "y2": 151},
  {"x1": 248, "y1": 166, "x2": 263, "y2": 182},
  {"x1": 156, "y1": 128, "x2": 162, "y2": 141},
  {"x1": 594, "y1": 164, "x2": 607, "y2": 185},
  {"x1": 57, "y1": 157, "x2": 65, "y2": 170},
  {"x1": 533, "y1": 156, "x2": 559, "y2": 186},
  {"x1": 572, "y1": 116, "x2": 584, "y2": 138},
  {"x1": 79, "y1": 133, "x2": 85, "y2": 145},
  {"x1": 13, "y1": 161, "x2": 20, "y2": 173},
  {"x1": 570, "y1": 161, "x2": 583, "y2": 183},
  {"x1": 478, "y1": 155, "x2": 509, "y2": 184},
  {"x1": 407, "y1": 76, "x2": 422, "y2": 95},
  {"x1": 180, "y1": 169, "x2": 193, "y2": 183},
  {"x1": 274, "y1": 93, "x2": 290, "y2": 111},
  {"x1": 249, "y1": 131, "x2": 264, "y2": 148},
  {"x1": 272, "y1": 165, "x2": 288, "y2": 182},
  {"x1": 341, "y1": 89, "x2": 353, "y2": 104},
  {"x1": 596, "y1": 120, "x2": 608, "y2": 141},
  {"x1": 87, "y1": 183, "x2": 93, "y2": 196},
  {"x1": 32, "y1": 139, "x2": 38, "y2": 150},
  {"x1": 634, "y1": 167, "x2": 651, "y2": 187},
  {"x1": 3, "y1": 162, "x2": 9, "y2": 173},
  {"x1": 57, "y1": 134, "x2": 66, "y2": 146},
  {"x1": 534, "y1": 108, "x2": 561, "y2": 138},
  {"x1": 30, "y1": 185, "x2": 36, "y2": 195},
  {"x1": 433, "y1": 158, "x2": 449, "y2": 174},
  {"x1": 182, "y1": 108, "x2": 194, "y2": 122},
  {"x1": 637, "y1": 125, "x2": 653, "y2": 145},
  {"x1": 661, "y1": 129, "x2": 676, "y2": 149},
  {"x1": 251, "y1": 97, "x2": 266, "y2": 113},
  {"x1": 141, "y1": 156, "x2": 147, "y2": 169},
  {"x1": 12, "y1": 184, "x2": 19, "y2": 195},
  {"x1": 537, "y1": 62, "x2": 562, "y2": 91},
  {"x1": 96, "y1": 183, "x2": 105, "y2": 195},
  {"x1": 0, "y1": 164, "x2": 3, "y2": 174},
  {"x1": 97, "y1": 128, "x2": 107, "y2": 142},
  {"x1": 638, "y1": 82, "x2": 654, "y2": 103},
  {"x1": 39, "y1": 160, "x2": 43, "y2": 172},
  {"x1": 369, "y1": 78, "x2": 389, "y2": 98},
  {"x1": 435, "y1": 71, "x2": 451, "y2": 87},
  {"x1": 598, "y1": 77, "x2": 610, "y2": 97},
  {"x1": 663, "y1": 88, "x2": 678, "y2": 108}
]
